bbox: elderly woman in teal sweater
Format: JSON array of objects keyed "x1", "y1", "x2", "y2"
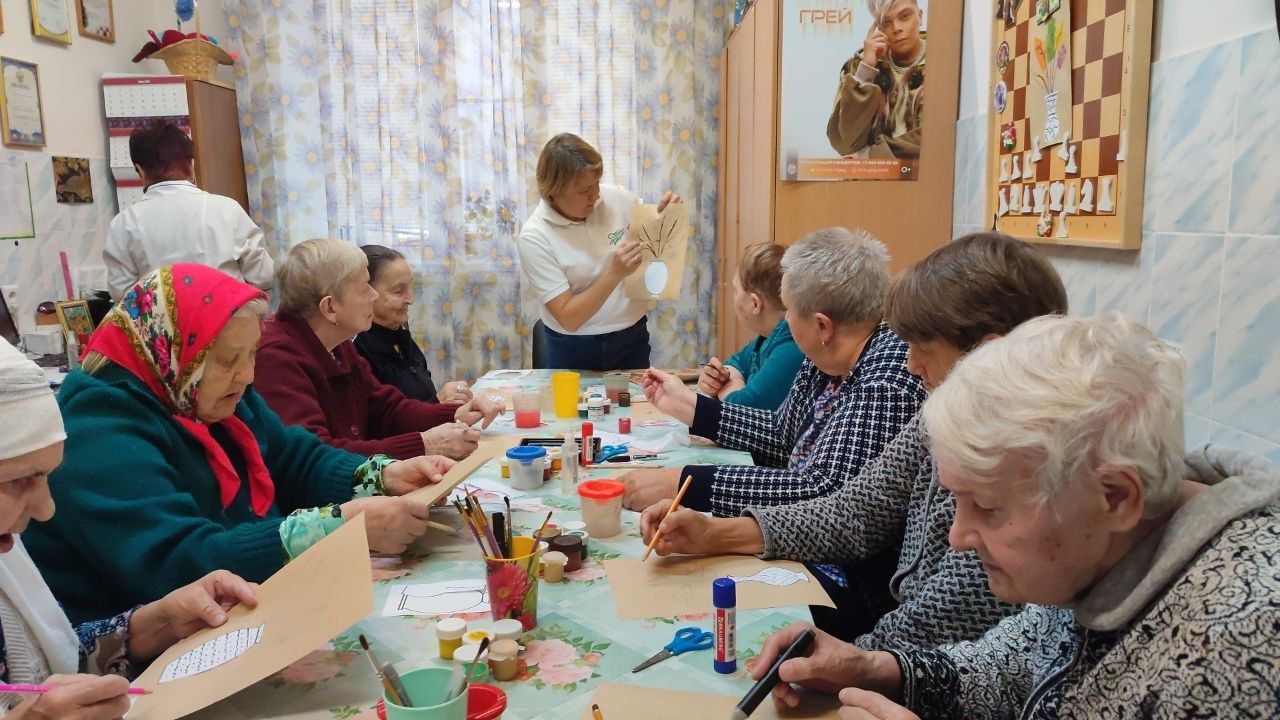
[
  {"x1": 23, "y1": 265, "x2": 453, "y2": 624},
  {"x1": 697, "y1": 243, "x2": 804, "y2": 410}
]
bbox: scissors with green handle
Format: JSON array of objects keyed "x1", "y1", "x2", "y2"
[{"x1": 631, "y1": 626, "x2": 714, "y2": 673}]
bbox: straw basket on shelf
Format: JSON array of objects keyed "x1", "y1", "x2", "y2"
[{"x1": 150, "y1": 38, "x2": 233, "y2": 82}]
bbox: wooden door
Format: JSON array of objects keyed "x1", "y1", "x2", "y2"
[{"x1": 187, "y1": 79, "x2": 250, "y2": 213}]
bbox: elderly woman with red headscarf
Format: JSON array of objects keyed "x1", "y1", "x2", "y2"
[{"x1": 22, "y1": 265, "x2": 453, "y2": 625}]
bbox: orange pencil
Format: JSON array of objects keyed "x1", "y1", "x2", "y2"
[{"x1": 641, "y1": 475, "x2": 693, "y2": 561}]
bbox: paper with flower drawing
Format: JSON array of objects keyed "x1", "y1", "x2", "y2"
[
  {"x1": 624, "y1": 202, "x2": 690, "y2": 301},
  {"x1": 581, "y1": 682, "x2": 840, "y2": 719},
  {"x1": 126, "y1": 515, "x2": 373, "y2": 719},
  {"x1": 603, "y1": 555, "x2": 833, "y2": 619},
  {"x1": 1027, "y1": 1, "x2": 1072, "y2": 148}
]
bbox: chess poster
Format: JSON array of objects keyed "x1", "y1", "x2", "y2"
[{"x1": 778, "y1": 0, "x2": 930, "y2": 182}]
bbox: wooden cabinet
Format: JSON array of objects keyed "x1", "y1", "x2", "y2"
[
  {"x1": 187, "y1": 79, "x2": 250, "y2": 213},
  {"x1": 716, "y1": 0, "x2": 963, "y2": 358}
]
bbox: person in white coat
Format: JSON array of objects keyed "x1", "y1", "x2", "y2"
[{"x1": 103, "y1": 122, "x2": 274, "y2": 299}]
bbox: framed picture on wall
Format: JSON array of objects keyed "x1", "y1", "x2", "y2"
[
  {"x1": 0, "y1": 57, "x2": 46, "y2": 148},
  {"x1": 29, "y1": 0, "x2": 72, "y2": 44},
  {"x1": 75, "y1": 0, "x2": 113, "y2": 42}
]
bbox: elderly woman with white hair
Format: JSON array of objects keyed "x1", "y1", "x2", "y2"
[
  {"x1": 622, "y1": 227, "x2": 924, "y2": 519},
  {"x1": 750, "y1": 314, "x2": 1280, "y2": 719},
  {"x1": 23, "y1": 265, "x2": 453, "y2": 625},
  {"x1": 0, "y1": 336, "x2": 262, "y2": 719},
  {"x1": 254, "y1": 239, "x2": 502, "y2": 461}
]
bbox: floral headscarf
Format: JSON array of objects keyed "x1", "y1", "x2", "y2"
[{"x1": 84, "y1": 264, "x2": 275, "y2": 516}]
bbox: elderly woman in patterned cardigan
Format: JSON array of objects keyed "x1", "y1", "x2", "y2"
[
  {"x1": 0, "y1": 337, "x2": 260, "y2": 719},
  {"x1": 753, "y1": 314, "x2": 1280, "y2": 719}
]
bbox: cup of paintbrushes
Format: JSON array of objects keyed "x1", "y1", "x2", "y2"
[
  {"x1": 380, "y1": 668, "x2": 467, "y2": 720},
  {"x1": 484, "y1": 535, "x2": 541, "y2": 631}
]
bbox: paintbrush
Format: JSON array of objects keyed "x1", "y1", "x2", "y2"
[
  {"x1": 359, "y1": 634, "x2": 410, "y2": 707},
  {"x1": 642, "y1": 475, "x2": 694, "y2": 561},
  {"x1": 504, "y1": 496, "x2": 514, "y2": 556},
  {"x1": 447, "y1": 636, "x2": 490, "y2": 701}
]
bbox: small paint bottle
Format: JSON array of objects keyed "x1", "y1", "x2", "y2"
[
  {"x1": 549, "y1": 447, "x2": 563, "y2": 475},
  {"x1": 713, "y1": 578, "x2": 737, "y2": 674},
  {"x1": 577, "y1": 402, "x2": 589, "y2": 419},
  {"x1": 618, "y1": 417, "x2": 631, "y2": 434},
  {"x1": 580, "y1": 422, "x2": 593, "y2": 466},
  {"x1": 436, "y1": 617, "x2": 467, "y2": 660},
  {"x1": 499, "y1": 457, "x2": 510, "y2": 479},
  {"x1": 587, "y1": 397, "x2": 605, "y2": 421},
  {"x1": 618, "y1": 391, "x2": 631, "y2": 407},
  {"x1": 488, "y1": 638, "x2": 520, "y2": 681}
]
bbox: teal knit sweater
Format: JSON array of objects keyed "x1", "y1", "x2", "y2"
[
  {"x1": 722, "y1": 319, "x2": 806, "y2": 411},
  {"x1": 23, "y1": 365, "x2": 365, "y2": 624}
]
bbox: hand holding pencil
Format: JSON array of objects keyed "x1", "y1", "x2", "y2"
[
  {"x1": 5, "y1": 673, "x2": 135, "y2": 720},
  {"x1": 641, "y1": 475, "x2": 695, "y2": 560}
]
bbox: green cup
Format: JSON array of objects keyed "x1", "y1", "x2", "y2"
[{"x1": 382, "y1": 668, "x2": 467, "y2": 720}]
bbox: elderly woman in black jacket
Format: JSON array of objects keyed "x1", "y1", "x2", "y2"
[{"x1": 353, "y1": 245, "x2": 472, "y2": 404}]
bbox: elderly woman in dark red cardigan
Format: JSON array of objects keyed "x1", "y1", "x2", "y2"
[{"x1": 255, "y1": 239, "x2": 501, "y2": 460}]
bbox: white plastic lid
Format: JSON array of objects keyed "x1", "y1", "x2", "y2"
[
  {"x1": 563, "y1": 521, "x2": 587, "y2": 532},
  {"x1": 491, "y1": 618, "x2": 524, "y2": 638},
  {"x1": 541, "y1": 550, "x2": 568, "y2": 566},
  {"x1": 489, "y1": 638, "x2": 519, "y2": 660},
  {"x1": 454, "y1": 644, "x2": 489, "y2": 664},
  {"x1": 436, "y1": 617, "x2": 467, "y2": 640}
]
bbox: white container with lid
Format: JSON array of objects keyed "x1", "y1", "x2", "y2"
[{"x1": 491, "y1": 618, "x2": 525, "y2": 642}]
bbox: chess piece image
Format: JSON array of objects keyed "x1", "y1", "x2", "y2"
[
  {"x1": 1000, "y1": 157, "x2": 1011, "y2": 183},
  {"x1": 1116, "y1": 130, "x2": 1127, "y2": 161},
  {"x1": 1009, "y1": 184, "x2": 1022, "y2": 212},
  {"x1": 1036, "y1": 208, "x2": 1053, "y2": 238},
  {"x1": 1032, "y1": 185, "x2": 1047, "y2": 214},
  {"x1": 1097, "y1": 176, "x2": 1115, "y2": 212},
  {"x1": 1031, "y1": 136, "x2": 1042, "y2": 162},
  {"x1": 1057, "y1": 132, "x2": 1072, "y2": 160},
  {"x1": 1022, "y1": 185, "x2": 1032, "y2": 211},
  {"x1": 1011, "y1": 153, "x2": 1022, "y2": 180},
  {"x1": 1049, "y1": 181, "x2": 1064, "y2": 212},
  {"x1": 1055, "y1": 213, "x2": 1069, "y2": 238},
  {"x1": 998, "y1": 188, "x2": 1010, "y2": 217},
  {"x1": 1080, "y1": 179, "x2": 1095, "y2": 213},
  {"x1": 1065, "y1": 145, "x2": 1079, "y2": 174},
  {"x1": 1023, "y1": 151, "x2": 1036, "y2": 179},
  {"x1": 1064, "y1": 182, "x2": 1078, "y2": 214}
]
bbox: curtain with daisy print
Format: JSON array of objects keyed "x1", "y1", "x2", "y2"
[{"x1": 221, "y1": 0, "x2": 732, "y2": 380}]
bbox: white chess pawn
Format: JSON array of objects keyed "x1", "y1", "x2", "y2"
[
  {"x1": 1031, "y1": 136, "x2": 1042, "y2": 162},
  {"x1": 1023, "y1": 185, "x2": 1032, "y2": 211},
  {"x1": 1116, "y1": 131, "x2": 1128, "y2": 162},
  {"x1": 999, "y1": 157, "x2": 1011, "y2": 183},
  {"x1": 1023, "y1": 151, "x2": 1036, "y2": 179},
  {"x1": 1097, "y1": 177, "x2": 1115, "y2": 212},
  {"x1": 1036, "y1": 208, "x2": 1053, "y2": 238},
  {"x1": 1049, "y1": 181, "x2": 1064, "y2": 211},
  {"x1": 1065, "y1": 145, "x2": 1079, "y2": 174},
  {"x1": 1032, "y1": 185, "x2": 1047, "y2": 214},
  {"x1": 1009, "y1": 185, "x2": 1022, "y2": 212},
  {"x1": 1011, "y1": 154, "x2": 1022, "y2": 180},
  {"x1": 1064, "y1": 182, "x2": 1078, "y2": 214},
  {"x1": 1080, "y1": 179, "x2": 1095, "y2": 212},
  {"x1": 1057, "y1": 132, "x2": 1072, "y2": 160},
  {"x1": 1056, "y1": 213, "x2": 1070, "y2": 238},
  {"x1": 998, "y1": 188, "x2": 1010, "y2": 217}
]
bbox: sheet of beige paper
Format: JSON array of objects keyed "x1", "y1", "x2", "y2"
[
  {"x1": 624, "y1": 203, "x2": 690, "y2": 301},
  {"x1": 604, "y1": 555, "x2": 833, "y2": 619},
  {"x1": 405, "y1": 435, "x2": 523, "y2": 506},
  {"x1": 126, "y1": 514, "x2": 373, "y2": 720},
  {"x1": 580, "y1": 682, "x2": 840, "y2": 720}
]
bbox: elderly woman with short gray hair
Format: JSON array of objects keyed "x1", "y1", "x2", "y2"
[
  {"x1": 254, "y1": 239, "x2": 501, "y2": 461},
  {"x1": 752, "y1": 313, "x2": 1280, "y2": 719},
  {"x1": 622, "y1": 227, "x2": 925, "y2": 518},
  {"x1": 516, "y1": 133, "x2": 681, "y2": 370}
]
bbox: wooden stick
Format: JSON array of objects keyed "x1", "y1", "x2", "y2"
[
  {"x1": 641, "y1": 475, "x2": 693, "y2": 562},
  {"x1": 426, "y1": 520, "x2": 456, "y2": 534}
]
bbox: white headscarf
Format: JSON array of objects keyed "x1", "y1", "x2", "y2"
[{"x1": 0, "y1": 338, "x2": 79, "y2": 678}]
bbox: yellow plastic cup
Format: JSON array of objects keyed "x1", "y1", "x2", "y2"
[{"x1": 551, "y1": 371, "x2": 581, "y2": 419}]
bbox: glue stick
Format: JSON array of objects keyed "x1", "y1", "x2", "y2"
[
  {"x1": 713, "y1": 577, "x2": 737, "y2": 674},
  {"x1": 581, "y1": 422, "x2": 593, "y2": 466}
]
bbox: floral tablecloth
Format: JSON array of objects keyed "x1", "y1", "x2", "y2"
[{"x1": 192, "y1": 371, "x2": 811, "y2": 719}]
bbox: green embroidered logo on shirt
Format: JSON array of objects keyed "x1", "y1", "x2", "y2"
[{"x1": 608, "y1": 226, "x2": 628, "y2": 245}]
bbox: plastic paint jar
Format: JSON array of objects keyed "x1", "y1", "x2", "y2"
[
  {"x1": 587, "y1": 397, "x2": 605, "y2": 421},
  {"x1": 436, "y1": 617, "x2": 468, "y2": 660},
  {"x1": 488, "y1": 639, "x2": 520, "y2": 682},
  {"x1": 491, "y1": 619, "x2": 524, "y2": 643},
  {"x1": 576, "y1": 480, "x2": 624, "y2": 538},
  {"x1": 454, "y1": 644, "x2": 491, "y2": 681},
  {"x1": 549, "y1": 536, "x2": 583, "y2": 572},
  {"x1": 541, "y1": 550, "x2": 568, "y2": 582},
  {"x1": 548, "y1": 447, "x2": 563, "y2": 475}
]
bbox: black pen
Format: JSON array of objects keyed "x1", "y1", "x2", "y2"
[{"x1": 729, "y1": 629, "x2": 815, "y2": 720}]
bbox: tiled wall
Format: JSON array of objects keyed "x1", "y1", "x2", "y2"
[
  {"x1": 0, "y1": 152, "x2": 118, "y2": 334},
  {"x1": 952, "y1": 28, "x2": 1280, "y2": 464}
]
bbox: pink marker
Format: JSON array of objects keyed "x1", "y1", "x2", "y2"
[{"x1": 0, "y1": 683, "x2": 151, "y2": 696}]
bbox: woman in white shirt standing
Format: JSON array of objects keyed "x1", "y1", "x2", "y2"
[
  {"x1": 516, "y1": 133, "x2": 680, "y2": 371},
  {"x1": 103, "y1": 122, "x2": 274, "y2": 299}
]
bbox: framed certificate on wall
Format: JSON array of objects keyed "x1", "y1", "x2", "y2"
[
  {"x1": 76, "y1": 0, "x2": 113, "y2": 42},
  {"x1": 1, "y1": 57, "x2": 46, "y2": 148},
  {"x1": 29, "y1": 0, "x2": 72, "y2": 44}
]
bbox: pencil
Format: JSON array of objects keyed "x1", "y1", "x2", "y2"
[
  {"x1": 592, "y1": 703, "x2": 605, "y2": 720},
  {"x1": 641, "y1": 474, "x2": 693, "y2": 561},
  {"x1": 0, "y1": 684, "x2": 150, "y2": 696}
]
